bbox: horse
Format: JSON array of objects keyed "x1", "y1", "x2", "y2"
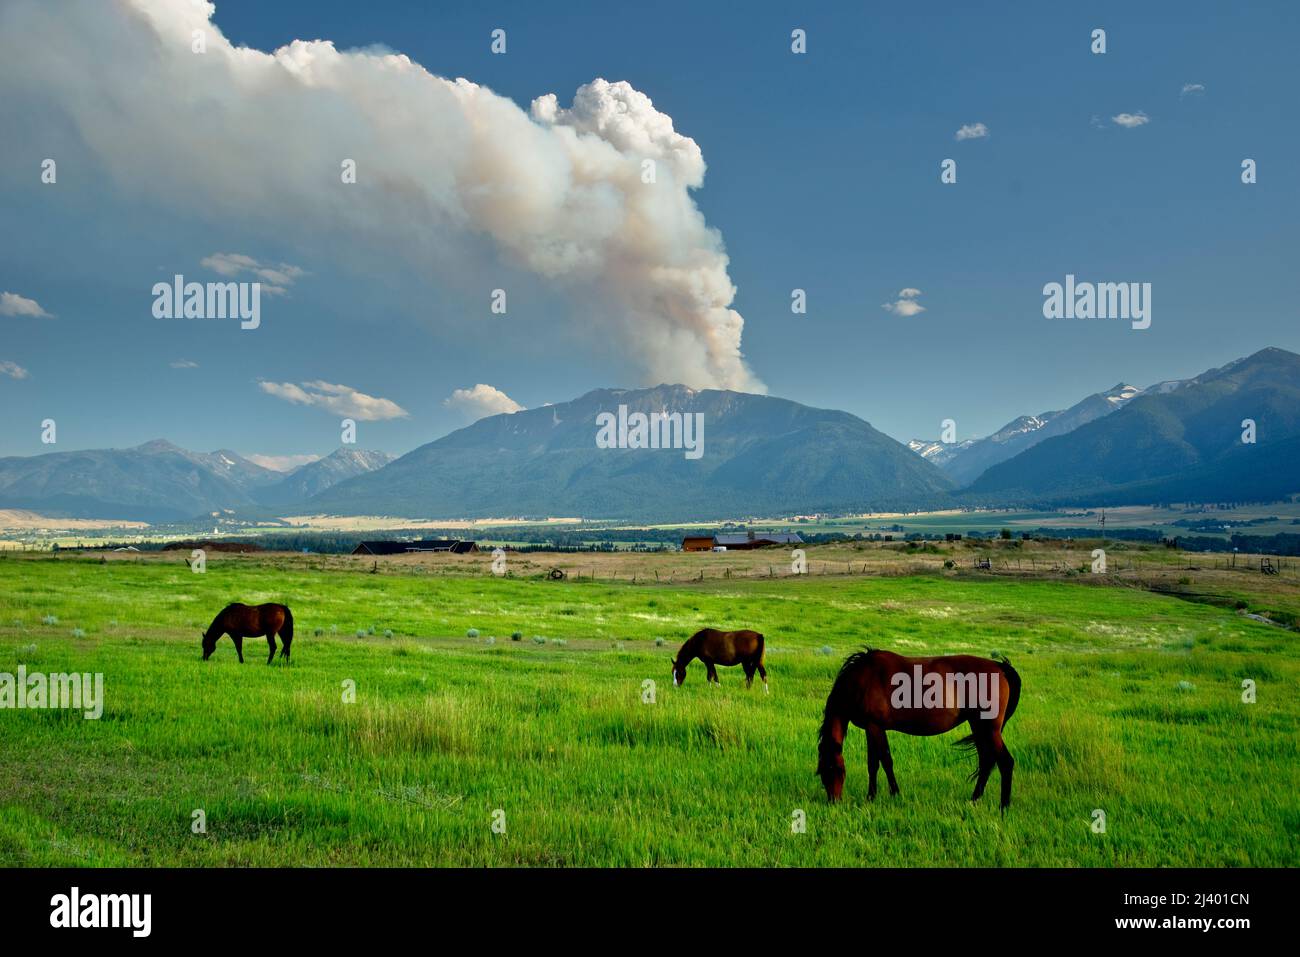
[
  {"x1": 201, "y1": 602, "x2": 294, "y2": 664},
  {"x1": 671, "y1": 628, "x2": 768, "y2": 692},
  {"x1": 817, "y1": 648, "x2": 1020, "y2": 810}
]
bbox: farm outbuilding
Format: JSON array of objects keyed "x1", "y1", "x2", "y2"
[
  {"x1": 351, "y1": 539, "x2": 478, "y2": 555},
  {"x1": 681, "y1": 531, "x2": 804, "y2": 551}
]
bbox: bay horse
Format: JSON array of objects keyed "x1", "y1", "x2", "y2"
[
  {"x1": 201, "y1": 602, "x2": 294, "y2": 664},
  {"x1": 671, "y1": 628, "x2": 767, "y2": 692},
  {"x1": 817, "y1": 649, "x2": 1020, "y2": 810}
]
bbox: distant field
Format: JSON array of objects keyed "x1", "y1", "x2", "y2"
[
  {"x1": 8, "y1": 502, "x2": 1300, "y2": 550},
  {"x1": 1, "y1": 548, "x2": 1297, "y2": 866},
  {"x1": 753, "y1": 502, "x2": 1300, "y2": 539}
]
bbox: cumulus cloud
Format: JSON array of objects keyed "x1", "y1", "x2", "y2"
[
  {"x1": 245, "y1": 452, "x2": 320, "y2": 472},
  {"x1": 954, "y1": 122, "x2": 989, "y2": 141},
  {"x1": 259, "y1": 380, "x2": 408, "y2": 420},
  {"x1": 0, "y1": 360, "x2": 30, "y2": 379},
  {"x1": 1111, "y1": 111, "x2": 1150, "y2": 128},
  {"x1": 443, "y1": 383, "x2": 525, "y2": 420},
  {"x1": 0, "y1": 1, "x2": 763, "y2": 392},
  {"x1": 1180, "y1": 83, "x2": 1205, "y2": 98},
  {"x1": 0, "y1": 291, "x2": 51, "y2": 318},
  {"x1": 200, "y1": 253, "x2": 305, "y2": 295},
  {"x1": 170, "y1": 358, "x2": 199, "y2": 369},
  {"x1": 881, "y1": 288, "x2": 926, "y2": 317}
]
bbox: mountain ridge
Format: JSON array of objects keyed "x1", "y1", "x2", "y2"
[
  {"x1": 2, "y1": 348, "x2": 1296, "y2": 523},
  {"x1": 962, "y1": 347, "x2": 1300, "y2": 505},
  {"x1": 911, "y1": 382, "x2": 1145, "y2": 486},
  {"x1": 308, "y1": 384, "x2": 955, "y2": 521}
]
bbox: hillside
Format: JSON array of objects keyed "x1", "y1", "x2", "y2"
[{"x1": 310, "y1": 385, "x2": 955, "y2": 520}]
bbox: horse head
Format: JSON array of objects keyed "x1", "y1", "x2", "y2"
[{"x1": 817, "y1": 747, "x2": 846, "y2": 802}]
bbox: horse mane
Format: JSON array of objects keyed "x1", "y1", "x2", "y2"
[
  {"x1": 205, "y1": 603, "x2": 238, "y2": 634},
  {"x1": 817, "y1": 648, "x2": 874, "y2": 757},
  {"x1": 835, "y1": 648, "x2": 874, "y2": 680}
]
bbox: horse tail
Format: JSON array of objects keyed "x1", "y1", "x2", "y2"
[
  {"x1": 955, "y1": 654, "x2": 1021, "y2": 749},
  {"x1": 994, "y1": 653, "x2": 1020, "y2": 727},
  {"x1": 281, "y1": 604, "x2": 294, "y2": 640},
  {"x1": 756, "y1": 632, "x2": 766, "y2": 666}
]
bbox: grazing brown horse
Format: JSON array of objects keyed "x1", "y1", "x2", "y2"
[
  {"x1": 817, "y1": 648, "x2": 1020, "y2": 810},
  {"x1": 201, "y1": 603, "x2": 294, "y2": 664},
  {"x1": 671, "y1": 628, "x2": 767, "y2": 692}
]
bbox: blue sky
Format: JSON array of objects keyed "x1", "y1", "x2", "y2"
[{"x1": 1, "y1": 0, "x2": 1296, "y2": 467}]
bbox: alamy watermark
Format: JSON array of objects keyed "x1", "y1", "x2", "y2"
[
  {"x1": 0, "y1": 667, "x2": 103, "y2": 719},
  {"x1": 152, "y1": 275, "x2": 261, "y2": 330},
  {"x1": 890, "y1": 665, "x2": 999, "y2": 719},
  {"x1": 50, "y1": 887, "x2": 150, "y2": 937},
  {"x1": 595, "y1": 405, "x2": 704, "y2": 460},
  {"x1": 1042, "y1": 274, "x2": 1150, "y2": 330}
]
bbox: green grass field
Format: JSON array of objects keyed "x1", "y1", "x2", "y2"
[{"x1": 1, "y1": 553, "x2": 1296, "y2": 867}]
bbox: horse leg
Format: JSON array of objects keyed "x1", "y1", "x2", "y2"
[
  {"x1": 706, "y1": 662, "x2": 719, "y2": 685},
  {"x1": 266, "y1": 634, "x2": 276, "y2": 665},
  {"x1": 992, "y1": 728, "x2": 1014, "y2": 812},
  {"x1": 233, "y1": 634, "x2": 244, "y2": 664},
  {"x1": 743, "y1": 661, "x2": 755, "y2": 689},
  {"x1": 865, "y1": 726, "x2": 881, "y2": 800},
  {"x1": 878, "y1": 731, "x2": 900, "y2": 796},
  {"x1": 969, "y1": 724, "x2": 997, "y2": 803},
  {"x1": 758, "y1": 661, "x2": 768, "y2": 694}
]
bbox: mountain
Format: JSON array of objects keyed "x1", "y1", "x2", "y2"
[
  {"x1": 912, "y1": 383, "x2": 1143, "y2": 487},
  {"x1": 907, "y1": 437, "x2": 975, "y2": 468},
  {"x1": 257, "y1": 448, "x2": 394, "y2": 504},
  {"x1": 309, "y1": 385, "x2": 955, "y2": 521},
  {"x1": 0, "y1": 439, "x2": 281, "y2": 522},
  {"x1": 963, "y1": 348, "x2": 1300, "y2": 505},
  {"x1": 3, "y1": 351, "x2": 1294, "y2": 523}
]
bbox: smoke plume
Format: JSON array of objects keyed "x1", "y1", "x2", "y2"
[{"x1": 0, "y1": 0, "x2": 764, "y2": 392}]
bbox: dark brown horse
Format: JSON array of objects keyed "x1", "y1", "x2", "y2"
[
  {"x1": 818, "y1": 649, "x2": 1020, "y2": 810},
  {"x1": 671, "y1": 628, "x2": 767, "y2": 692},
  {"x1": 201, "y1": 603, "x2": 294, "y2": 664}
]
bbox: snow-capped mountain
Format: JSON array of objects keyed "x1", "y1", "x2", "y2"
[
  {"x1": 910, "y1": 382, "x2": 1144, "y2": 487},
  {"x1": 259, "y1": 448, "x2": 395, "y2": 503}
]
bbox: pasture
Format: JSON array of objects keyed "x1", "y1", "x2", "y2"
[{"x1": 0, "y1": 547, "x2": 1296, "y2": 867}]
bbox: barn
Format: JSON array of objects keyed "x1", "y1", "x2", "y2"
[
  {"x1": 351, "y1": 539, "x2": 478, "y2": 555},
  {"x1": 681, "y1": 531, "x2": 804, "y2": 551}
]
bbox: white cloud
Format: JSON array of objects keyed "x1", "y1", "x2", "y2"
[
  {"x1": 1180, "y1": 83, "x2": 1205, "y2": 98},
  {"x1": 170, "y1": 359, "x2": 199, "y2": 369},
  {"x1": 0, "y1": 291, "x2": 51, "y2": 318},
  {"x1": 200, "y1": 253, "x2": 304, "y2": 295},
  {"x1": 0, "y1": 360, "x2": 30, "y2": 379},
  {"x1": 443, "y1": 383, "x2": 525, "y2": 421},
  {"x1": 0, "y1": 2, "x2": 763, "y2": 393},
  {"x1": 259, "y1": 380, "x2": 408, "y2": 421},
  {"x1": 882, "y1": 288, "x2": 926, "y2": 317},
  {"x1": 245, "y1": 452, "x2": 320, "y2": 472},
  {"x1": 1111, "y1": 111, "x2": 1150, "y2": 128},
  {"x1": 954, "y1": 122, "x2": 989, "y2": 141}
]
